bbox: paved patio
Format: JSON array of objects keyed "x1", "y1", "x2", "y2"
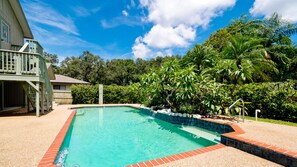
[
  {"x1": 0, "y1": 105, "x2": 295, "y2": 166},
  {"x1": 0, "y1": 105, "x2": 72, "y2": 167},
  {"x1": 237, "y1": 120, "x2": 297, "y2": 153}
]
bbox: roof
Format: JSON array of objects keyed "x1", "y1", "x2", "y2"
[
  {"x1": 50, "y1": 75, "x2": 89, "y2": 84},
  {"x1": 8, "y1": 0, "x2": 33, "y2": 39},
  {"x1": 46, "y1": 63, "x2": 55, "y2": 80}
]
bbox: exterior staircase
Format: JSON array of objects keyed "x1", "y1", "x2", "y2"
[{"x1": 0, "y1": 40, "x2": 53, "y2": 116}]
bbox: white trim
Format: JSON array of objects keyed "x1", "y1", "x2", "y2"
[{"x1": 1, "y1": 20, "x2": 9, "y2": 43}]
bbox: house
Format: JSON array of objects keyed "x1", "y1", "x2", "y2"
[
  {"x1": 0, "y1": 0, "x2": 54, "y2": 116},
  {"x1": 50, "y1": 74, "x2": 89, "y2": 104}
]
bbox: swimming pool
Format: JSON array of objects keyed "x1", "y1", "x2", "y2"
[{"x1": 55, "y1": 106, "x2": 220, "y2": 166}]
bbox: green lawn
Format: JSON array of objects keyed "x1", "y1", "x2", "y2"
[{"x1": 245, "y1": 116, "x2": 297, "y2": 127}]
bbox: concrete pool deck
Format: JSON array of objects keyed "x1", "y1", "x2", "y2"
[{"x1": 0, "y1": 105, "x2": 295, "y2": 166}]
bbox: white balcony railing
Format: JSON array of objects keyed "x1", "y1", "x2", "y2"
[
  {"x1": 0, "y1": 49, "x2": 42, "y2": 76},
  {"x1": 0, "y1": 40, "x2": 44, "y2": 76},
  {"x1": 0, "y1": 40, "x2": 53, "y2": 106}
]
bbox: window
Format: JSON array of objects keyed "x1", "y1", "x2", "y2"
[
  {"x1": 53, "y1": 85, "x2": 66, "y2": 90},
  {"x1": 1, "y1": 21, "x2": 9, "y2": 43}
]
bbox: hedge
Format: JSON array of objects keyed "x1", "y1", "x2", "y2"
[
  {"x1": 234, "y1": 81, "x2": 297, "y2": 122},
  {"x1": 71, "y1": 81, "x2": 297, "y2": 122},
  {"x1": 71, "y1": 84, "x2": 141, "y2": 104}
]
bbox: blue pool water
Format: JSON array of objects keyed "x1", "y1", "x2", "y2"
[{"x1": 55, "y1": 107, "x2": 219, "y2": 166}]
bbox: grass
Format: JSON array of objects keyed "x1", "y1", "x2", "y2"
[{"x1": 245, "y1": 116, "x2": 297, "y2": 127}]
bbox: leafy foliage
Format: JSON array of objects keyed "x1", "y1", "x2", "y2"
[
  {"x1": 140, "y1": 60, "x2": 197, "y2": 112},
  {"x1": 43, "y1": 52, "x2": 59, "y2": 73},
  {"x1": 71, "y1": 84, "x2": 141, "y2": 104},
  {"x1": 234, "y1": 81, "x2": 297, "y2": 122},
  {"x1": 210, "y1": 36, "x2": 278, "y2": 85},
  {"x1": 58, "y1": 52, "x2": 180, "y2": 85}
]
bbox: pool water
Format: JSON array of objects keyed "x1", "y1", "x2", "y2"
[{"x1": 55, "y1": 107, "x2": 219, "y2": 166}]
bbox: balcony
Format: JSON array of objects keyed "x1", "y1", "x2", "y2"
[
  {"x1": 0, "y1": 40, "x2": 47, "y2": 82},
  {"x1": 0, "y1": 40, "x2": 53, "y2": 116}
]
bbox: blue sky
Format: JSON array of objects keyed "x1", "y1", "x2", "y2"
[{"x1": 20, "y1": 0, "x2": 297, "y2": 61}]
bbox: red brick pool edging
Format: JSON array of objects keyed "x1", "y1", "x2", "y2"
[
  {"x1": 125, "y1": 144, "x2": 226, "y2": 167},
  {"x1": 38, "y1": 111, "x2": 76, "y2": 167},
  {"x1": 125, "y1": 122, "x2": 243, "y2": 167},
  {"x1": 207, "y1": 119, "x2": 297, "y2": 165},
  {"x1": 221, "y1": 124, "x2": 297, "y2": 166}
]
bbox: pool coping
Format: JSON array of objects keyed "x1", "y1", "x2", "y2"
[
  {"x1": 38, "y1": 110, "x2": 76, "y2": 167},
  {"x1": 221, "y1": 126, "x2": 297, "y2": 166},
  {"x1": 125, "y1": 144, "x2": 226, "y2": 167},
  {"x1": 38, "y1": 105, "x2": 297, "y2": 166}
]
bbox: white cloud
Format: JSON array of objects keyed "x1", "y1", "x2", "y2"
[
  {"x1": 250, "y1": 0, "x2": 297, "y2": 22},
  {"x1": 22, "y1": 0, "x2": 79, "y2": 35},
  {"x1": 132, "y1": 37, "x2": 152, "y2": 59},
  {"x1": 122, "y1": 10, "x2": 129, "y2": 16},
  {"x1": 141, "y1": 0, "x2": 236, "y2": 27},
  {"x1": 30, "y1": 25, "x2": 104, "y2": 61},
  {"x1": 101, "y1": 16, "x2": 142, "y2": 28},
  {"x1": 127, "y1": 0, "x2": 136, "y2": 9},
  {"x1": 155, "y1": 49, "x2": 173, "y2": 57},
  {"x1": 72, "y1": 6, "x2": 91, "y2": 17},
  {"x1": 71, "y1": 6, "x2": 100, "y2": 17},
  {"x1": 131, "y1": 0, "x2": 136, "y2": 7},
  {"x1": 31, "y1": 25, "x2": 100, "y2": 49},
  {"x1": 133, "y1": 0, "x2": 236, "y2": 59},
  {"x1": 142, "y1": 24, "x2": 195, "y2": 48}
]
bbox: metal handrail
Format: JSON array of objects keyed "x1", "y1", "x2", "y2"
[{"x1": 228, "y1": 98, "x2": 245, "y2": 122}]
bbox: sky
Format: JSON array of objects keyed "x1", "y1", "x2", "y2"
[{"x1": 20, "y1": 0, "x2": 297, "y2": 61}]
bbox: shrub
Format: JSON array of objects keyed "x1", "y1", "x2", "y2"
[
  {"x1": 234, "y1": 80, "x2": 297, "y2": 122},
  {"x1": 71, "y1": 84, "x2": 97, "y2": 104},
  {"x1": 71, "y1": 84, "x2": 141, "y2": 104}
]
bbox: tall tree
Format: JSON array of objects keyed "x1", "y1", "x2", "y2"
[
  {"x1": 59, "y1": 51, "x2": 105, "y2": 84},
  {"x1": 105, "y1": 59, "x2": 138, "y2": 86},
  {"x1": 43, "y1": 52, "x2": 59, "y2": 72},
  {"x1": 181, "y1": 44, "x2": 218, "y2": 73}
]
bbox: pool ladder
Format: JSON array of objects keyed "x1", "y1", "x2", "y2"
[
  {"x1": 228, "y1": 98, "x2": 245, "y2": 123},
  {"x1": 76, "y1": 110, "x2": 86, "y2": 116}
]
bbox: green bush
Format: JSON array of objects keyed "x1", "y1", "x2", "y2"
[
  {"x1": 71, "y1": 84, "x2": 97, "y2": 104},
  {"x1": 71, "y1": 81, "x2": 297, "y2": 122},
  {"x1": 234, "y1": 81, "x2": 297, "y2": 122},
  {"x1": 71, "y1": 84, "x2": 141, "y2": 104}
]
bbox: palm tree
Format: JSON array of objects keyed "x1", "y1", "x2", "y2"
[
  {"x1": 209, "y1": 36, "x2": 278, "y2": 95},
  {"x1": 181, "y1": 44, "x2": 218, "y2": 73}
]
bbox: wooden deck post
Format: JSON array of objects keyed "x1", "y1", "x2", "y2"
[
  {"x1": 46, "y1": 91, "x2": 49, "y2": 112},
  {"x1": 15, "y1": 53, "x2": 21, "y2": 75},
  {"x1": 36, "y1": 82, "x2": 40, "y2": 117},
  {"x1": 1, "y1": 82, "x2": 4, "y2": 111},
  {"x1": 41, "y1": 83, "x2": 44, "y2": 114}
]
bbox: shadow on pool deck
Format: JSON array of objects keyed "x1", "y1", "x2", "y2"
[{"x1": 0, "y1": 107, "x2": 52, "y2": 117}]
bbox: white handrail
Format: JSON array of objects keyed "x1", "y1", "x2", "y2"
[
  {"x1": 228, "y1": 98, "x2": 245, "y2": 122},
  {"x1": 18, "y1": 42, "x2": 29, "y2": 52}
]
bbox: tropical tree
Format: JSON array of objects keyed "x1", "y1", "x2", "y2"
[
  {"x1": 181, "y1": 44, "x2": 218, "y2": 73},
  {"x1": 209, "y1": 36, "x2": 278, "y2": 95},
  {"x1": 140, "y1": 60, "x2": 197, "y2": 112},
  {"x1": 205, "y1": 28, "x2": 232, "y2": 52}
]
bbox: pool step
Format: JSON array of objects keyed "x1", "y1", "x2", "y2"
[{"x1": 75, "y1": 110, "x2": 86, "y2": 116}]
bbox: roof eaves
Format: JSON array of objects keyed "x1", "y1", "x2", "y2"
[{"x1": 9, "y1": 0, "x2": 33, "y2": 39}]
